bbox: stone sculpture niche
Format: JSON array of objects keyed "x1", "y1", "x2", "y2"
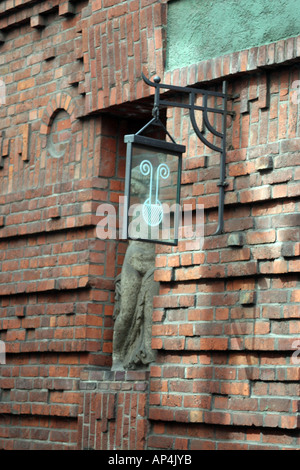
[{"x1": 112, "y1": 165, "x2": 159, "y2": 370}]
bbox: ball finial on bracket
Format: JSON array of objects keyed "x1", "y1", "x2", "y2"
[{"x1": 153, "y1": 76, "x2": 161, "y2": 84}]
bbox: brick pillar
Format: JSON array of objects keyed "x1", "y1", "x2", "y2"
[{"x1": 78, "y1": 369, "x2": 149, "y2": 450}]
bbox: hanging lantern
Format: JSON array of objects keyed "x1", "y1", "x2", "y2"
[
  {"x1": 122, "y1": 134, "x2": 185, "y2": 246},
  {"x1": 121, "y1": 73, "x2": 230, "y2": 244}
]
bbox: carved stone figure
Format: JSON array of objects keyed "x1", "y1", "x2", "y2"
[
  {"x1": 112, "y1": 157, "x2": 160, "y2": 370},
  {"x1": 112, "y1": 240, "x2": 159, "y2": 370}
]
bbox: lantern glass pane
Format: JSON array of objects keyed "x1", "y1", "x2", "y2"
[{"x1": 128, "y1": 144, "x2": 181, "y2": 245}]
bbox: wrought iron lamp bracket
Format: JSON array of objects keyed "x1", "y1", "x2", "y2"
[{"x1": 139, "y1": 72, "x2": 233, "y2": 235}]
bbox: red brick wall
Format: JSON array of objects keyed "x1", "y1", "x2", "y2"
[
  {"x1": 0, "y1": 0, "x2": 164, "y2": 449},
  {"x1": 0, "y1": 0, "x2": 299, "y2": 451}
]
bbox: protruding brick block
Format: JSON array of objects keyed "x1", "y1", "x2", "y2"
[
  {"x1": 30, "y1": 15, "x2": 45, "y2": 29},
  {"x1": 227, "y1": 233, "x2": 245, "y2": 247},
  {"x1": 59, "y1": 2, "x2": 75, "y2": 17},
  {"x1": 43, "y1": 47, "x2": 56, "y2": 61},
  {"x1": 69, "y1": 71, "x2": 85, "y2": 86},
  {"x1": 48, "y1": 206, "x2": 61, "y2": 219},
  {"x1": 281, "y1": 243, "x2": 300, "y2": 258},
  {"x1": 239, "y1": 291, "x2": 256, "y2": 305},
  {"x1": 15, "y1": 306, "x2": 26, "y2": 317},
  {"x1": 255, "y1": 155, "x2": 273, "y2": 172}
]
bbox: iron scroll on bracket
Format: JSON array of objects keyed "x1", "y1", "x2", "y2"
[{"x1": 140, "y1": 72, "x2": 232, "y2": 235}]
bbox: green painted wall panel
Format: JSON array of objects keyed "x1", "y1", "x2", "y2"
[{"x1": 166, "y1": 0, "x2": 300, "y2": 70}]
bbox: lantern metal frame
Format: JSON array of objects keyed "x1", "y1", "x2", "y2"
[
  {"x1": 122, "y1": 133, "x2": 185, "y2": 246},
  {"x1": 123, "y1": 73, "x2": 232, "y2": 245}
]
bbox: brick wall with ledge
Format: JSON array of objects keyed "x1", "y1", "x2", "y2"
[{"x1": 0, "y1": 0, "x2": 299, "y2": 451}]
